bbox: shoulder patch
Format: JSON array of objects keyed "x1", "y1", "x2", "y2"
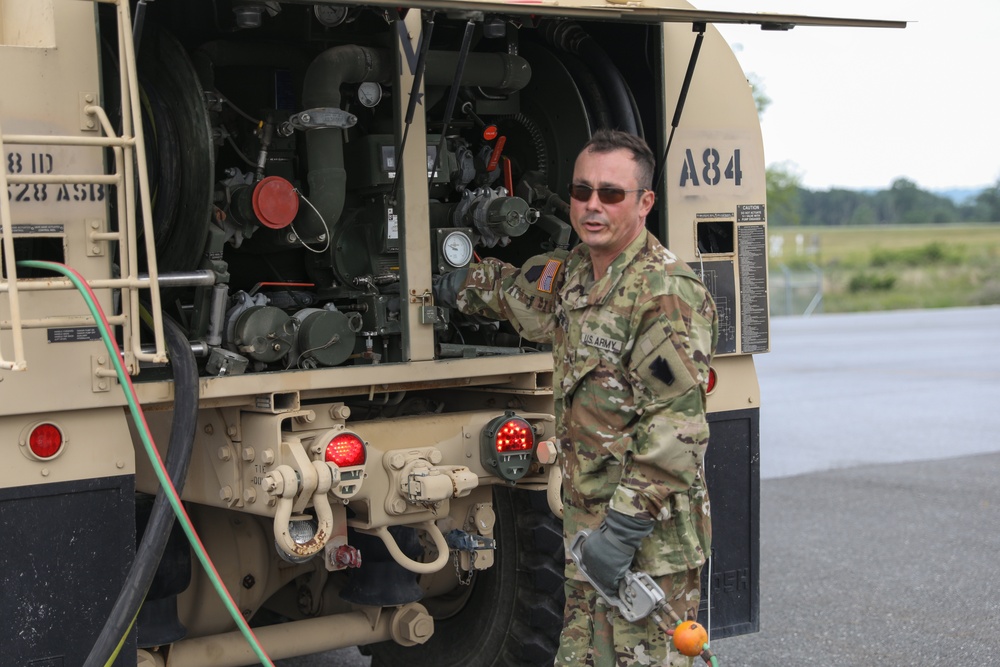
[
  {"x1": 648, "y1": 355, "x2": 675, "y2": 386},
  {"x1": 536, "y1": 258, "x2": 562, "y2": 293},
  {"x1": 629, "y1": 322, "x2": 697, "y2": 401}
]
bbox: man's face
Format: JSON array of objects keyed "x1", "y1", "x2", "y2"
[{"x1": 569, "y1": 147, "x2": 655, "y2": 263}]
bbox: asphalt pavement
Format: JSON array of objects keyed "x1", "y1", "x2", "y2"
[
  {"x1": 284, "y1": 306, "x2": 1000, "y2": 666},
  {"x1": 713, "y1": 452, "x2": 1000, "y2": 665}
]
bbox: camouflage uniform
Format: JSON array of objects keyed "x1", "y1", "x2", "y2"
[{"x1": 456, "y1": 229, "x2": 718, "y2": 666}]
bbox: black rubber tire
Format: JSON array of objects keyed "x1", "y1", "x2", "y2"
[{"x1": 368, "y1": 487, "x2": 565, "y2": 667}]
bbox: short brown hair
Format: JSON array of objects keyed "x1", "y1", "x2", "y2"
[{"x1": 580, "y1": 129, "x2": 655, "y2": 190}]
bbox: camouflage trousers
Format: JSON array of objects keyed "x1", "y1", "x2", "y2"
[{"x1": 554, "y1": 568, "x2": 702, "y2": 667}]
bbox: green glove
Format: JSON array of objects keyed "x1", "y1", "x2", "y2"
[
  {"x1": 432, "y1": 268, "x2": 469, "y2": 310},
  {"x1": 579, "y1": 509, "x2": 654, "y2": 597}
]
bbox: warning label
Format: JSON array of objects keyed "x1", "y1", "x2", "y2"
[
  {"x1": 47, "y1": 327, "x2": 101, "y2": 343},
  {"x1": 736, "y1": 204, "x2": 765, "y2": 223}
]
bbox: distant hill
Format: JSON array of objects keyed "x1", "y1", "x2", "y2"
[
  {"x1": 932, "y1": 187, "x2": 986, "y2": 205},
  {"x1": 768, "y1": 180, "x2": 999, "y2": 226}
]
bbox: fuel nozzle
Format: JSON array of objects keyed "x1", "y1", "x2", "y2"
[{"x1": 570, "y1": 531, "x2": 720, "y2": 666}]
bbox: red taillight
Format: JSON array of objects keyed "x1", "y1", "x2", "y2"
[
  {"x1": 494, "y1": 418, "x2": 534, "y2": 453},
  {"x1": 29, "y1": 423, "x2": 63, "y2": 459},
  {"x1": 706, "y1": 367, "x2": 718, "y2": 394},
  {"x1": 481, "y1": 412, "x2": 536, "y2": 482},
  {"x1": 325, "y1": 432, "x2": 366, "y2": 467}
]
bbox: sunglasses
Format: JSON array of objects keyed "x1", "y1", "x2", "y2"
[{"x1": 568, "y1": 183, "x2": 649, "y2": 205}]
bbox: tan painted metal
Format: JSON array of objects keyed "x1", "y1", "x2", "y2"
[
  {"x1": 0, "y1": 407, "x2": 135, "y2": 489},
  {"x1": 398, "y1": 9, "x2": 437, "y2": 363},
  {"x1": 0, "y1": 1, "x2": 56, "y2": 48},
  {"x1": 166, "y1": 604, "x2": 430, "y2": 667},
  {"x1": 707, "y1": 355, "x2": 761, "y2": 413}
]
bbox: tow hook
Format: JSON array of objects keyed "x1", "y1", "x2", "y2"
[{"x1": 264, "y1": 460, "x2": 340, "y2": 560}]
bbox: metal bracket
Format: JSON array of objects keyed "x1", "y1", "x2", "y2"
[
  {"x1": 92, "y1": 354, "x2": 115, "y2": 392},
  {"x1": 86, "y1": 218, "x2": 105, "y2": 256},
  {"x1": 280, "y1": 107, "x2": 357, "y2": 135},
  {"x1": 80, "y1": 92, "x2": 99, "y2": 132}
]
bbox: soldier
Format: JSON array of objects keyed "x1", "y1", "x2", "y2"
[{"x1": 437, "y1": 129, "x2": 718, "y2": 666}]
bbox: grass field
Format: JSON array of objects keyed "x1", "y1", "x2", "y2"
[{"x1": 768, "y1": 224, "x2": 1000, "y2": 314}]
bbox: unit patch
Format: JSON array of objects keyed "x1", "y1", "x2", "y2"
[
  {"x1": 648, "y1": 355, "x2": 676, "y2": 386},
  {"x1": 582, "y1": 333, "x2": 622, "y2": 355}
]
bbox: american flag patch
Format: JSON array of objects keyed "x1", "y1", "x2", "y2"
[{"x1": 536, "y1": 258, "x2": 562, "y2": 293}]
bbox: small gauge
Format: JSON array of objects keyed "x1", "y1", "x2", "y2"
[
  {"x1": 357, "y1": 82, "x2": 383, "y2": 108},
  {"x1": 314, "y1": 5, "x2": 349, "y2": 27},
  {"x1": 442, "y1": 231, "x2": 474, "y2": 268}
]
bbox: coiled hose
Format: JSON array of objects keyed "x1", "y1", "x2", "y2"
[{"x1": 83, "y1": 315, "x2": 199, "y2": 667}]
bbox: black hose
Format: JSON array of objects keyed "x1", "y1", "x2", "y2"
[
  {"x1": 83, "y1": 316, "x2": 199, "y2": 667},
  {"x1": 554, "y1": 51, "x2": 614, "y2": 132},
  {"x1": 544, "y1": 22, "x2": 638, "y2": 136}
]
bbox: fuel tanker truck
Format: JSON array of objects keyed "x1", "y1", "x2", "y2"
[{"x1": 0, "y1": 1, "x2": 901, "y2": 664}]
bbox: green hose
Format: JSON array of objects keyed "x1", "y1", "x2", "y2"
[{"x1": 17, "y1": 259, "x2": 274, "y2": 667}]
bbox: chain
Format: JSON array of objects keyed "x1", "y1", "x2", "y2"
[{"x1": 452, "y1": 549, "x2": 476, "y2": 586}]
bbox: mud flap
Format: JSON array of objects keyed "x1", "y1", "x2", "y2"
[{"x1": 0, "y1": 475, "x2": 136, "y2": 664}]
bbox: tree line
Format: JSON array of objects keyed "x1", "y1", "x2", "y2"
[{"x1": 766, "y1": 167, "x2": 1000, "y2": 227}]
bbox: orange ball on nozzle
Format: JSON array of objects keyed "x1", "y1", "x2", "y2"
[{"x1": 672, "y1": 620, "x2": 709, "y2": 657}]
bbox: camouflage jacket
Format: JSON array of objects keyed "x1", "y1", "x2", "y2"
[{"x1": 457, "y1": 230, "x2": 719, "y2": 579}]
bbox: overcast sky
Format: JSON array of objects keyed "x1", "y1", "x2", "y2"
[{"x1": 703, "y1": 0, "x2": 1000, "y2": 193}]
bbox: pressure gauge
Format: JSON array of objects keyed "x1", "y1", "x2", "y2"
[
  {"x1": 314, "y1": 5, "x2": 349, "y2": 27},
  {"x1": 442, "y1": 230, "x2": 474, "y2": 268},
  {"x1": 357, "y1": 82, "x2": 383, "y2": 108}
]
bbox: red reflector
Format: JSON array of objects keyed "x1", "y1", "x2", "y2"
[
  {"x1": 706, "y1": 367, "x2": 718, "y2": 394},
  {"x1": 325, "y1": 433, "x2": 366, "y2": 467},
  {"x1": 494, "y1": 418, "x2": 533, "y2": 453},
  {"x1": 29, "y1": 423, "x2": 63, "y2": 459}
]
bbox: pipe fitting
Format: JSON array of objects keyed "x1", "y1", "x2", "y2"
[{"x1": 390, "y1": 603, "x2": 434, "y2": 647}]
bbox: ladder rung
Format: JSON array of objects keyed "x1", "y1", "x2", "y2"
[
  {"x1": 6, "y1": 174, "x2": 121, "y2": 185},
  {"x1": 2, "y1": 133, "x2": 134, "y2": 148}
]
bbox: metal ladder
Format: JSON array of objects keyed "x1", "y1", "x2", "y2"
[{"x1": 0, "y1": 0, "x2": 167, "y2": 374}]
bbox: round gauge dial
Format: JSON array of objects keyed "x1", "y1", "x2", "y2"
[
  {"x1": 357, "y1": 82, "x2": 383, "y2": 108},
  {"x1": 314, "y1": 5, "x2": 349, "y2": 27},
  {"x1": 442, "y1": 231, "x2": 474, "y2": 267}
]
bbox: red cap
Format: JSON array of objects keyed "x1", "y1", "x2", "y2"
[{"x1": 252, "y1": 176, "x2": 299, "y2": 229}]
